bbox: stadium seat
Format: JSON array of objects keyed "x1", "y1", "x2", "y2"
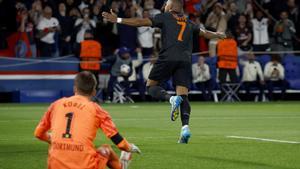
[
  {"x1": 256, "y1": 55, "x2": 271, "y2": 69},
  {"x1": 205, "y1": 57, "x2": 218, "y2": 90},
  {"x1": 191, "y1": 54, "x2": 198, "y2": 63},
  {"x1": 283, "y1": 55, "x2": 300, "y2": 89}
]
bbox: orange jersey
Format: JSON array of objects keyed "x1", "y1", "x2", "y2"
[{"x1": 34, "y1": 95, "x2": 119, "y2": 169}]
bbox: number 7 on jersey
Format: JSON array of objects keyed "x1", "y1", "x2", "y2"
[{"x1": 177, "y1": 21, "x2": 186, "y2": 41}]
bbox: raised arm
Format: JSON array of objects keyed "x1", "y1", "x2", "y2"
[
  {"x1": 102, "y1": 9, "x2": 152, "y2": 27},
  {"x1": 96, "y1": 106, "x2": 141, "y2": 154},
  {"x1": 200, "y1": 28, "x2": 226, "y2": 39}
]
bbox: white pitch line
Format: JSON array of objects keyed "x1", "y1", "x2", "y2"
[
  {"x1": 130, "y1": 105, "x2": 140, "y2": 109},
  {"x1": 227, "y1": 136, "x2": 300, "y2": 144}
]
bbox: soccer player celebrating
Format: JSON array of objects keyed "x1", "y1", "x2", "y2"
[
  {"x1": 34, "y1": 71, "x2": 141, "y2": 169},
  {"x1": 102, "y1": 0, "x2": 225, "y2": 144}
]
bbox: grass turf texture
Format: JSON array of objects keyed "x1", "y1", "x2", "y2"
[{"x1": 0, "y1": 102, "x2": 300, "y2": 169}]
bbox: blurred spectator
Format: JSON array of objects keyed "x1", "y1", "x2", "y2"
[
  {"x1": 36, "y1": 6, "x2": 60, "y2": 57},
  {"x1": 295, "y1": 21, "x2": 300, "y2": 50},
  {"x1": 205, "y1": 3, "x2": 227, "y2": 56},
  {"x1": 118, "y1": 7, "x2": 137, "y2": 50},
  {"x1": 78, "y1": 31, "x2": 102, "y2": 89},
  {"x1": 153, "y1": 0, "x2": 165, "y2": 10},
  {"x1": 191, "y1": 16, "x2": 208, "y2": 53},
  {"x1": 243, "y1": 1, "x2": 254, "y2": 19},
  {"x1": 287, "y1": 0, "x2": 298, "y2": 23},
  {"x1": 78, "y1": 0, "x2": 91, "y2": 11},
  {"x1": 287, "y1": 0, "x2": 300, "y2": 50},
  {"x1": 264, "y1": 54, "x2": 287, "y2": 100},
  {"x1": 69, "y1": 7, "x2": 81, "y2": 20},
  {"x1": 105, "y1": 47, "x2": 133, "y2": 101},
  {"x1": 241, "y1": 53, "x2": 265, "y2": 101},
  {"x1": 265, "y1": 0, "x2": 289, "y2": 19},
  {"x1": 142, "y1": 53, "x2": 157, "y2": 82},
  {"x1": 139, "y1": 0, "x2": 161, "y2": 51},
  {"x1": 137, "y1": 9, "x2": 155, "y2": 56},
  {"x1": 57, "y1": 2, "x2": 73, "y2": 56},
  {"x1": 217, "y1": 32, "x2": 238, "y2": 84},
  {"x1": 118, "y1": 48, "x2": 145, "y2": 100},
  {"x1": 226, "y1": 2, "x2": 240, "y2": 34},
  {"x1": 65, "y1": 0, "x2": 77, "y2": 13},
  {"x1": 192, "y1": 56, "x2": 213, "y2": 101},
  {"x1": 234, "y1": 14, "x2": 252, "y2": 52},
  {"x1": 96, "y1": 1, "x2": 119, "y2": 56},
  {"x1": 184, "y1": 0, "x2": 202, "y2": 15},
  {"x1": 74, "y1": 7, "x2": 96, "y2": 44},
  {"x1": 205, "y1": 3, "x2": 226, "y2": 32},
  {"x1": 144, "y1": 0, "x2": 161, "y2": 17},
  {"x1": 92, "y1": 4, "x2": 102, "y2": 23},
  {"x1": 251, "y1": 10, "x2": 270, "y2": 52},
  {"x1": 17, "y1": 4, "x2": 37, "y2": 57},
  {"x1": 273, "y1": 11, "x2": 296, "y2": 52},
  {"x1": 29, "y1": 0, "x2": 43, "y2": 25},
  {"x1": 236, "y1": 0, "x2": 247, "y2": 13}
]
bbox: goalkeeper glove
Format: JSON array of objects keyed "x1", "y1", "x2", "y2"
[{"x1": 130, "y1": 144, "x2": 141, "y2": 154}]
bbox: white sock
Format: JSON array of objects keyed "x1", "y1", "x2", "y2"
[
  {"x1": 169, "y1": 96, "x2": 174, "y2": 104},
  {"x1": 182, "y1": 125, "x2": 189, "y2": 129}
]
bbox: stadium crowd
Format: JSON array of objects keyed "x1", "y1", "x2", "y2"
[
  {"x1": 0, "y1": 0, "x2": 299, "y2": 57},
  {"x1": 0, "y1": 0, "x2": 299, "y2": 102}
]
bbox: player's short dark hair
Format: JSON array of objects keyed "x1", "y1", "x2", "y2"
[{"x1": 74, "y1": 71, "x2": 97, "y2": 96}]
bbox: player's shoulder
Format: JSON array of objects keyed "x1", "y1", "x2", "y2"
[
  {"x1": 155, "y1": 12, "x2": 172, "y2": 19},
  {"x1": 160, "y1": 12, "x2": 172, "y2": 16},
  {"x1": 92, "y1": 102, "x2": 107, "y2": 114}
]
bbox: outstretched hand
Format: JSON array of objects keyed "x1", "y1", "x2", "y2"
[
  {"x1": 216, "y1": 32, "x2": 227, "y2": 39},
  {"x1": 102, "y1": 9, "x2": 118, "y2": 23},
  {"x1": 130, "y1": 143, "x2": 141, "y2": 154}
]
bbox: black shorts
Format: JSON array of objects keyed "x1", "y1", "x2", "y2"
[{"x1": 148, "y1": 60, "x2": 192, "y2": 88}]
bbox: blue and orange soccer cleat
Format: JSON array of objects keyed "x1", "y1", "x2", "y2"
[
  {"x1": 169, "y1": 96, "x2": 183, "y2": 121},
  {"x1": 178, "y1": 125, "x2": 191, "y2": 144}
]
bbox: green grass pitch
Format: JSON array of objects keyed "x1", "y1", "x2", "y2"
[{"x1": 0, "y1": 102, "x2": 300, "y2": 169}]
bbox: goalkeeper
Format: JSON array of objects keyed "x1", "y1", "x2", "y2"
[{"x1": 34, "y1": 71, "x2": 141, "y2": 169}]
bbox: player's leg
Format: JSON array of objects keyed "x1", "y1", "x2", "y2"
[
  {"x1": 146, "y1": 60, "x2": 174, "y2": 101},
  {"x1": 97, "y1": 145, "x2": 123, "y2": 169},
  {"x1": 146, "y1": 79, "x2": 171, "y2": 101},
  {"x1": 147, "y1": 77, "x2": 182, "y2": 122},
  {"x1": 147, "y1": 60, "x2": 183, "y2": 122},
  {"x1": 176, "y1": 86, "x2": 190, "y2": 126},
  {"x1": 176, "y1": 85, "x2": 191, "y2": 144},
  {"x1": 173, "y1": 61, "x2": 192, "y2": 143}
]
